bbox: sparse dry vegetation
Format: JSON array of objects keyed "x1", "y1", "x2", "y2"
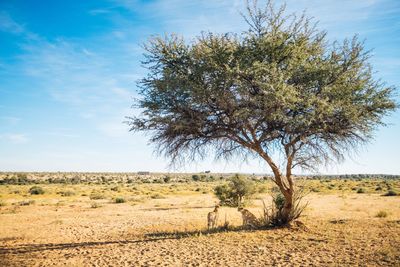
[
  {"x1": 376, "y1": 210, "x2": 389, "y2": 218},
  {"x1": 0, "y1": 172, "x2": 399, "y2": 266}
]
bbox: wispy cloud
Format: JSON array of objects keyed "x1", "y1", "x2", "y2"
[
  {"x1": 89, "y1": 8, "x2": 113, "y2": 15},
  {"x1": 0, "y1": 133, "x2": 29, "y2": 144},
  {"x1": 0, "y1": 0, "x2": 398, "y2": 173},
  {"x1": 0, "y1": 11, "x2": 25, "y2": 34}
]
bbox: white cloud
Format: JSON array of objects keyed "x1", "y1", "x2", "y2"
[{"x1": 1, "y1": 0, "x2": 398, "y2": 173}]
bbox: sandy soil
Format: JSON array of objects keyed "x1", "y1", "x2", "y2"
[{"x1": 1, "y1": 194, "x2": 399, "y2": 266}]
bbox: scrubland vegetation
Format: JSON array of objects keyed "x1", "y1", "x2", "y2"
[{"x1": 0, "y1": 172, "x2": 399, "y2": 266}]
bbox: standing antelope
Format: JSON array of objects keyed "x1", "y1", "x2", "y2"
[
  {"x1": 238, "y1": 207, "x2": 259, "y2": 228},
  {"x1": 207, "y1": 205, "x2": 220, "y2": 230}
]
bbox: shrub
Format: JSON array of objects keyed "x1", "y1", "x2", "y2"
[
  {"x1": 58, "y1": 190, "x2": 76, "y2": 197},
  {"x1": 260, "y1": 186, "x2": 308, "y2": 227},
  {"x1": 16, "y1": 200, "x2": 35, "y2": 206},
  {"x1": 356, "y1": 188, "x2": 366, "y2": 194},
  {"x1": 376, "y1": 210, "x2": 388, "y2": 218},
  {"x1": 115, "y1": 197, "x2": 126, "y2": 203},
  {"x1": 383, "y1": 190, "x2": 398, "y2": 196},
  {"x1": 311, "y1": 187, "x2": 320, "y2": 193},
  {"x1": 163, "y1": 176, "x2": 171, "y2": 183},
  {"x1": 214, "y1": 174, "x2": 256, "y2": 207},
  {"x1": 150, "y1": 193, "x2": 165, "y2": 199},
  {"x1": 91, "y1": 202, "x2": 102, "y2": 208},
  {"x1": 90, "y1": 193, "x2": 106, "y2": 200},
  {"x1": 29, "y1": 186, "x2": 45, "y2": 195},
  {"x1": 258, "y1": 185, "x2": 268, "y2": 193},
  {"x1": 110, "y1": 186, "x2": 120, "y2": 192},
  {"x1": 192, "y1": 174, "x2": 200, "y2": 181},
  {"x1": 0, "y1": 200, "x2": 6, "y2": 207}
]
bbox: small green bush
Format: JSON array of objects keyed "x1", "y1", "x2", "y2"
[
  {"x1": 261, "y1": 188, "x2": 308, "y2": 227},
  {"x1": 356, "y1": 188, "x2": 366, "y2": 194},
  {"x1": 214, "y1": 174, "x2": 256, "y2": 207},
  {"x1": 192, "y1": 174, "x2": 200, "y2": 181},
  {"x1": 163, "y1": 176, "x2": 171, "y2": 183},
  {"x1": 29, "y1": 186, "x2": 45, "y2": 195},
  {"x1": 273, "y1": 193, "x2": 285, "y2": 210},
  {"x1": 115, "y1": 197, "x2": 126, "y2": 203}
]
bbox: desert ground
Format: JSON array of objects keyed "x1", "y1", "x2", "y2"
[{"x1": 0, "y1": 175, "x2": 399, "y2": 266}]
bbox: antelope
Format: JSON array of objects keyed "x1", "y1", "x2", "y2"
[
  {"x1": 207, "y1": 205, "x2": 220, "y2": 230},
  {"x1": 238, "y1": 207, "x2": 259, "y2": 228}
]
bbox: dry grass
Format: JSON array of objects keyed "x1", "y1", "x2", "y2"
[{"x1": 0, "y1": 178, "x2": 399, "y2": 266}]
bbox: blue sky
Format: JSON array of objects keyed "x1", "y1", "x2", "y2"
[{"x1": 0, "y1": 0, "x2": 399, "y2": 174}]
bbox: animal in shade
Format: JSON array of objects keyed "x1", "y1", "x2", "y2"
[
  {"x1": 207, "y1": 205, "x2": 220, "y2": 230},
  {"x1": 238, "y1": 207, "x2": 259, "y2": 228}
]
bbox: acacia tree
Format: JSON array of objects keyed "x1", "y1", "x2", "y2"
[{"x1": 127, "y1": 0, "x2": 396, "y2": 223}]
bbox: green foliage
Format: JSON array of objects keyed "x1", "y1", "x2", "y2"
[
  {"x1": 29, "y1": 186, "x2": 45, "y2": 195},
  {"x1": 192, "y1": 175, "x2": 200, "y2": 181},
  {"x1": 214, "y1": 174, "x2": 256, "y2": 207},
  {"x1": 127, "y1": 0, "x2": 396, "y2": 176},
  {"x1": 261, "y1": 187, "x2": 308, "y2": 226},
  {"x1": 356, "y1": 188, "x2": 366, "y2": 194},
  {"x1": 115, "y1": 197, "x2": 126, "y2": 203},
  {"x1": 273, "y1": 193, "x2": 285, "y2": 210}
]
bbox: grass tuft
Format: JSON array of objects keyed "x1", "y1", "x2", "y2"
[{"x1": 375, "y1": 210, "x2": 388, "y2": 218}]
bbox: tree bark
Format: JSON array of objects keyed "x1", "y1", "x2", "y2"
[
  {"x1": 255, "y1": 146, "x2": 295, "y2": 224},
  {"x1": 281, "y1": 183, "x2": 294, "y2": 223}
]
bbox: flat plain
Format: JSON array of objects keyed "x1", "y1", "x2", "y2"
[{"x1": 0, "y1": 174, "x2": 399, "y2": 266}]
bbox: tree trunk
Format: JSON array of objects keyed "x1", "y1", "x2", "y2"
[
  {"x1": 273, "y1": 173, "x2": 294, "y2": 224},
  {"x1": 281, "y1": 188, "x2": 294, "y2": 223}
]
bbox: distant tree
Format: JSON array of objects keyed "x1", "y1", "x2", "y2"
[
  {"x1": 127, "y1": 0, "x2": 396, "y2": 224},
  {"x1": 214, "y1": 174, "x2": 256, "y2": 207}
]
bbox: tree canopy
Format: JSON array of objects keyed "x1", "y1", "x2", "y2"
[{"x1": 127, "y1": 0, "x2": 396, "y2": 222}]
